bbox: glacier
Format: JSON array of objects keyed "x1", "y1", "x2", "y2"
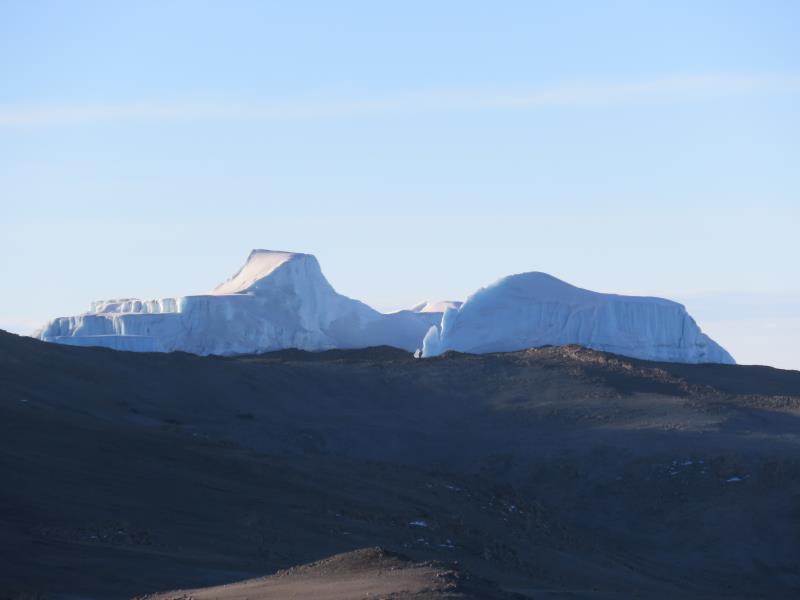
[
  {"x1": 36, "y1": 250, "x2": 734, "y2": 364},
  {"x1": 37, "y1": 250, "x2": 442, "y2": 355},
  {"x1": 421, "y1": 272, "x2": 735, "y2": 364},
  {"x1": 409, "y1": 300, "x2": 463, "y2": 313}
]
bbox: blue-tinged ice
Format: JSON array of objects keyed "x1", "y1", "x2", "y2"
[
  {"x1": 36, "y1": 250, "x2": 441, "y2": 355},
  {"x1": 36, "y1": 252, "x2": 734, "y2": 364},
  {"x1": 421, "y1": 272, "x2": 734, "y2": 364}
]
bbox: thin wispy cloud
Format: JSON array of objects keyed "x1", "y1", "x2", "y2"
[{"x1": 1, "y1": 73, "x2": 798, "y2": 127}]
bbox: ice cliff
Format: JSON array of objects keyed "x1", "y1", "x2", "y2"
[
  {"x1": 37, "y1": 252, "x2": 734, "y2": 364},
  {"x1": 36, "y1": 250, "x2": 440, "y2": 355},
  {"x1": 421, "y1": 272, "x2": 734, "y2": 364}
]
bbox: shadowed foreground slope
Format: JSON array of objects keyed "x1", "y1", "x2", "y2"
[{"x1": 1, "y1": 331, "x2": 799, "y2": 599}]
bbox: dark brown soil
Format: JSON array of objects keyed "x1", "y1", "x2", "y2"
[{"x1": 1, "y1": 330, "x2": 799, "y2": 599}]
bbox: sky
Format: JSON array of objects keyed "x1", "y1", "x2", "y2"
[{"x1": 1, "y1": 1, "x2": 798, "y2": 368}]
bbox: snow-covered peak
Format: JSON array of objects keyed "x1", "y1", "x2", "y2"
[
  {"x1": 211, "y1": 250, "x2": 325, "y2": 295},
  {"x1": 409, "y1": 300, "x2": 464, "y2": 313}
]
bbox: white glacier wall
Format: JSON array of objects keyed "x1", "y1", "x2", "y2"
[
  {"x1": 36, "y1": 251, "x2": 734, "y2": 364},
  {"x1": 37, "y1": 250, "x2": 439, "y2": 355},
  {"x1": 421, "y1": 272, "x2": 735, "y2": 364}
]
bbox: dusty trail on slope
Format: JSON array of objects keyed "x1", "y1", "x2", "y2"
[{"x1": 138, "y1": 548, "x2": 520, "y2": 600}]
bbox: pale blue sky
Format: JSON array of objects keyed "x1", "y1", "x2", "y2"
[{"x1": 1, "y1": 1, "x2": 798, "y2": 368}]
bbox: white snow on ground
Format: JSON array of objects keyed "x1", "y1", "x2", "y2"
[{"x1": 422, "y1": 272, "x2": 734, "y2": 364}]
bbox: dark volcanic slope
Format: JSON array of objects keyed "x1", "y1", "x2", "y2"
[{"x1": 1, "y1": 330, "x2": 800, "y2": 599}]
